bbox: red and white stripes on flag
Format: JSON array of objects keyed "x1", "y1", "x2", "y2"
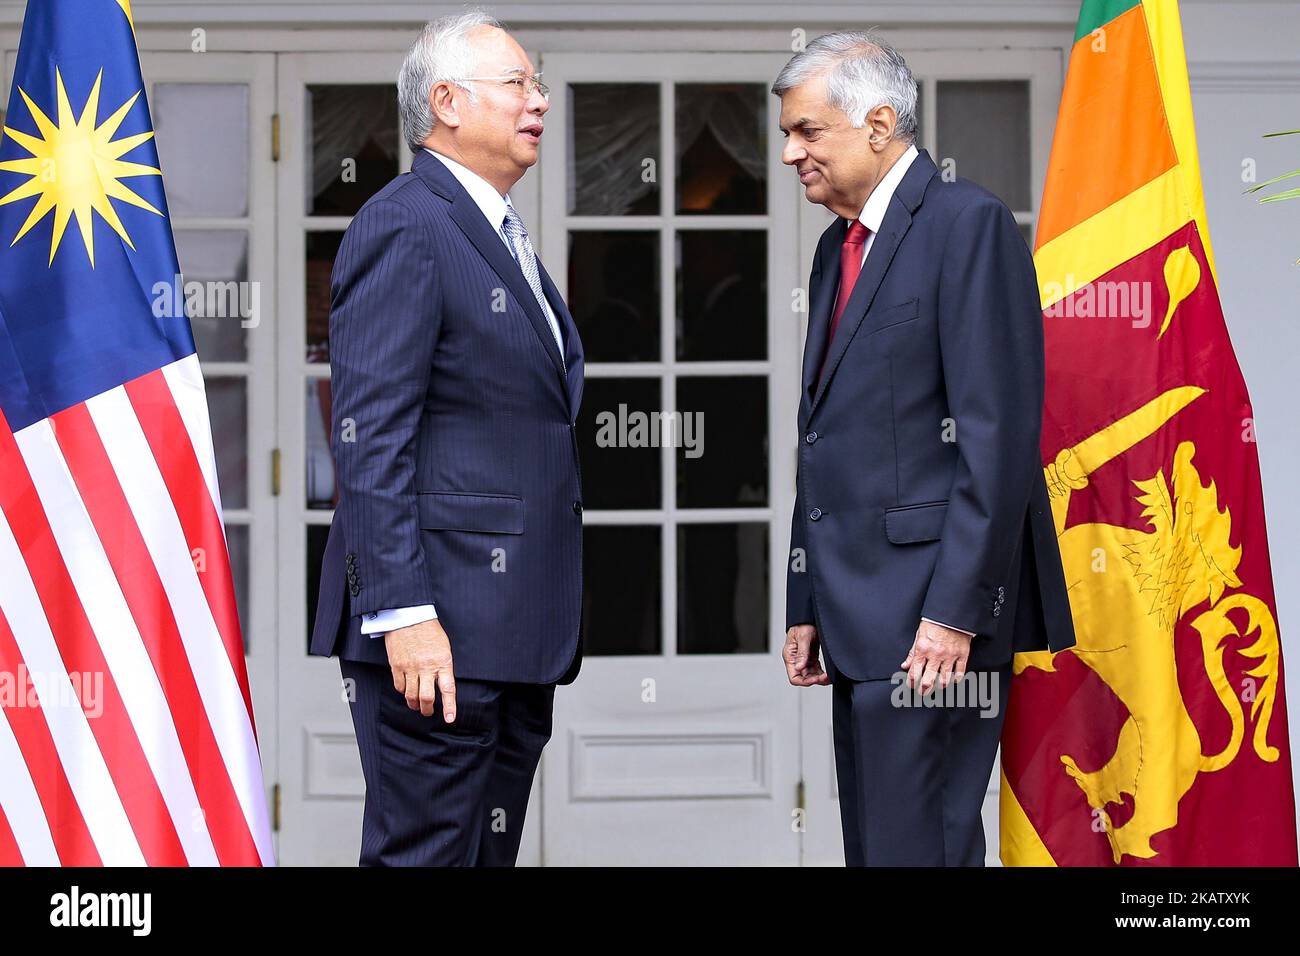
[{"x1": 0, "y1": 354, "x2": 274, "y2": 866}]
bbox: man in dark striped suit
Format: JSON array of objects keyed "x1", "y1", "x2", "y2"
[{"x1": 310, "y1": 11, "x2": 584, "y2": 866}]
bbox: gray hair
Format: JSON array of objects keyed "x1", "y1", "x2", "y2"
[
  {"x1": 771, "y1": 31, "x2": 919, "y2": 145},
  {"x1": 397, "y1": 9, "x2": 503, "y2": 149}
]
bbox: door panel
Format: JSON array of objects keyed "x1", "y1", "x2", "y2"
[
  {"x1": 538, "y1": 52, "x2": 803, "y2": 865},
  {"x1": 142, "y1": 50, "x2": 280, "y2": 860},
  {"x1": 274, "y1": 52, "x2": 410, "y2": 866}
]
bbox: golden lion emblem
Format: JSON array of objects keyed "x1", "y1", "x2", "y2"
[{"x1": 1015, "y1": 385, "x2": 1282, "y2": 862}]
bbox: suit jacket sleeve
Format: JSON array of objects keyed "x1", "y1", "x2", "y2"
[
  {"x1": 785, "y1": 244, "x2": 823, "y2": 630},
  {"x1": 328, "y1": 198, "x2": 441, "y2": 618},
  {"x1": 919, "y1": 198, "x2": 1044, "y2": 637},
  {"x1": 786, "y1": 490, "x2": 815, "y2": 628}
]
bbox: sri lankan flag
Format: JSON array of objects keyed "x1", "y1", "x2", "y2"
[{"x1": 999, "y1": 0, "x2": 1298, "y2": 865}]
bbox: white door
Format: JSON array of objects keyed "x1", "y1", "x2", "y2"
[
  {"x1": 536, "y1": 52, "x2": 805, "y2": 865},
  {"x1": 273, "y1": 51, "x2": 411, "y2": 865},
  {"x1": 141, "y1": 50, "x2": 281, "y2": 858}
]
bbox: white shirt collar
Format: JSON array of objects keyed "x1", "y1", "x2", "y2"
[
  {"x1": 424, "y1": 148, "x2": 513, "y2": 231},
  {"x1": 856, "y1": 144, "x2": 919, "y2": 233}
]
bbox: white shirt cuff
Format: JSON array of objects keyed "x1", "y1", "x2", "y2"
[
  {"x1": 361, "y1": 604, "x2": 437, "y2": 636},
  {"x1": 921, "y1": 616, "x2": 975, "y2": 638}
]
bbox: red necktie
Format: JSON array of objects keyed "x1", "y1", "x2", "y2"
[
  {"x1": 829, "y1": 220, "x2": 871, "y2": 345},
  {"x1": 818, "y1": 220, "x2": 871, "y2": 383}
]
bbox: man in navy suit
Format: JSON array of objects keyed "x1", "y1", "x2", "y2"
[
  {"x1": 774, "y1": 32, "x2": 1075, "y2": 865},
  {"x1": 310, "y1": 11, "x2": 584, "y2": 866}
]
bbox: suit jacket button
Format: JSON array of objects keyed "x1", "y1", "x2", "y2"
[
  {"x1": 809, "y1": 508, "x2": 822, "y2": 521},
  {"x1": 805, "y1": 431, "x2": 818, "y2": 444},
  {"x1": 573, "y1": 500, "x2": 583, "y2": 515}
]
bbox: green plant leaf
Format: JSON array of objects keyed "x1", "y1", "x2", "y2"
[
  {"x1": 1264, "y1": 129, "x2": 1300, "y2": 138},
  {"x1": 1244, "y1": 168, "x2": 1300, "y2": 193},
  {"x1": 1258, "y1": 186, "x2": 1300, "y2": 203}
]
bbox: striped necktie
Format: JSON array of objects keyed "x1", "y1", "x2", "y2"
[{"x1": 501, "y1": 205, "x2": 565, "y2": 366}]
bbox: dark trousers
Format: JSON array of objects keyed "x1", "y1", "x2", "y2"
[
  {"x1": 340, "y1": 657, "x2": 555, "y2": 866},
  {"x1": 826, "y1": 646, "x2": 1012, "y2": 866}
]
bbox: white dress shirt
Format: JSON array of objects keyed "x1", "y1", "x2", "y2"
[
  {"x1": 853, "y1": 143, "x2": 917, "y2": 265},
  {"x1": 361, "y1": 149, "x2": 564, "y2": 637}
]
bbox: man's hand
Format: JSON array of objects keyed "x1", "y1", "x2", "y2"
[
  {"x1": 901, "y1": 620, "x2": 972, "y2": 694},
  {"x1": 784, "y1": 624, "x2": 830, "y2": 687},
  {"x1": 385, "y1": 619, "x2": 456, "y2": 721}
]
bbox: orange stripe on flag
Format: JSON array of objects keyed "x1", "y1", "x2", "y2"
[{"x1": 1036, "y1": 3, "x2": 1179, "y2": 248}]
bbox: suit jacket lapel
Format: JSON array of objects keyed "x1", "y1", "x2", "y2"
[
  {"x1": 446, "y1": 192, "x2": 569, "y2": 383},
  {"x1": 537, "y1": 259, "x2": 584, "y2": 416},
  {"x1": 807, "y1": 149, "x2": 938, "y2": 421},
  {"x1": 800, "y1": 220, "x2": 846, "y2": 424},
  {"x1": 808, "y1": 205, "x2": 912, "y2": 416},
  {"x1": 414, "y1": 152, "x2": 569, "y2": 387}
]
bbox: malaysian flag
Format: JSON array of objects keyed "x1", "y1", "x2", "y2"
[{"x1": 0, "y1": 0, "x2": 274, "y2": 865}]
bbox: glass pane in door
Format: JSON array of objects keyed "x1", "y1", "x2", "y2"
[
  {"x1": 174, "y1": 230, "x2": 250, "y2": 362},
  {"x1": 306, "y1": 379, "x2": 335, "y2": 511},
  {"x1": 676, "y1": 83, "x2": 766, "y2": 214},
  {"x1": 568, "y1": 83, "x2": 660, "y2": 216},
  {"x1": 677, "y1": 523, "x2": 769, "y2": 654},
  {"x1": 577, "y1": 377, "x2": 663, "y2": 510},
  {"x1": 583, "y1": 525, "x2": 663, "y2": 655},
  {"x1": 306, "y1": 84, "x2": 400, "y2": 216},
  {"x1": 675, "y1": 376, "x2": 768, "y2": 509},
  {"x1": 205, "y1": 377, "x2": 248, "y2": 510},
  {"x1": 225, "y1": 523, "x2": 250, "y2": 651},
  {"x1": 676, "y1": 229, "x2": 766, "y2": 361},
  {"x1": 154, "y1": 83, "x2": 250, "y2": 217},
  {"x1": 568, "y1": 231, "x2": 660, "y2": 362},
  {"x1": 305, "y1": 230, "x2": 344, "y2": 363},
  {"x1": 936, "y1": 80, "x2": 1031, "y2": 211}
]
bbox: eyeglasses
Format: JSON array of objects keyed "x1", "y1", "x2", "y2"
[{"x1": 461, "y1": 73, "x2": 550, "y2": 100}]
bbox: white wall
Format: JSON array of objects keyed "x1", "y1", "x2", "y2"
[{"x1": 1183, "y1": 3, "x2": 1300, "y2": 842}]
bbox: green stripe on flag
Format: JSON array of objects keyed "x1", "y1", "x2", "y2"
[{"x1": 1074, "y1": 0, "x2": 1142, "y2": 41}]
